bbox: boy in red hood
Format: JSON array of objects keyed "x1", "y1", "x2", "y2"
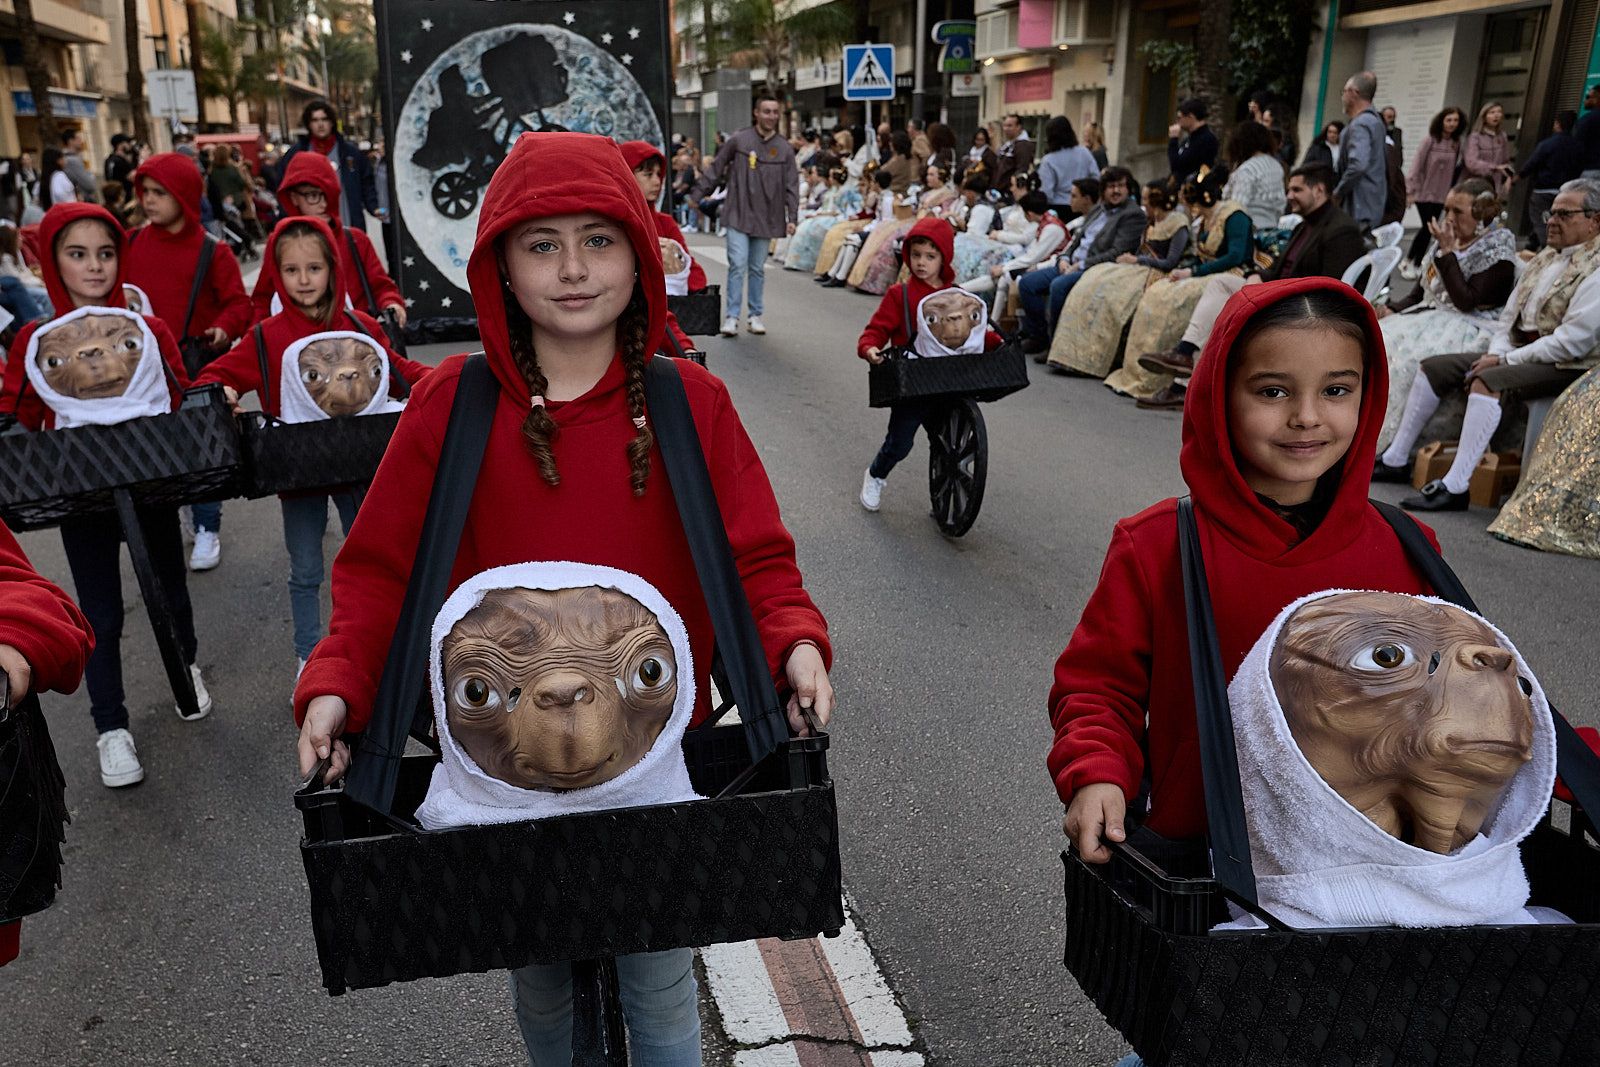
[
  {"x1": 1048, "y1": 278, "x2": 1443, "y2": 865},
  {"x1": 619, "y1": 140, "x2": 708, "y2": 293},
  {"x1": 251, "y1": 153, "x2": 404, "y2": 328},
  {"x1": 127, "y1": 151, "x2": 256, "y2": 570},
  {"x1": 856, "y1": 217, "x2": 1002, "y2": 512},
  {"x1": 0, "y1": 518, "x2": 94, "y2": 967},
  {"x1": 0, "y1": 203, "x2": 209, "y2": 792},
  {"x1": 292, "y1": 132, "x2": 832, "y2": 1060}
]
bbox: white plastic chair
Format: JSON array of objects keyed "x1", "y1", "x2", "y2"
[
  {"x1": 1372, "y1": 221, "x2": 1404, "y2": 248},
  {"x1": 1342, "y1": 246, "x2": 1404, "y2": 303},
  {"x1": 1277, "y1": 213, "x2": 1303, "y2": 230}
]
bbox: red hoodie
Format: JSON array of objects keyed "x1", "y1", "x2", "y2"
[
  {"x1": 617, "y1": 140, "x2": 709, "y2": 293},
  {"x1": 1046, "y1": 277, "x2": 1442, "y2": 839},
  {"x1": 293, "y1": 132, "x2": 830, "y2": 732},
  {"x1": 857, "y1": 217, "x2": 1001, "y2": 358},
  {"x1": 126, "y1": 153, "x2": 254, "y2": 345},
  {"x1": 0, "y1": 518, "x2": 93, "y2": 967},
  {"x1": 196, "y1": 216, "x2": 429, "y2": 412},
  {"x1": 0, "y1": 203, "x2": 190, "y2": 430},
  {"x1": 252, "y1": 153, "x2": 400, "y2": 323}
]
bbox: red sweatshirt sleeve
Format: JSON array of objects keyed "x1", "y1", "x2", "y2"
[
  {"x1": 692, "y1": 369, "x2": 832, "y2": 681},
  {"x1": 352, "y1": 231, "x2": 402, "y2": 312},
  {"x1": 193, "y1": 329, "x2": 267, "y2": 398},
  {"x1": 663, "y1": 310, "x2": 695, "y2": 356},
  {"x1": 1046, "y1": 522, "x2": 1154, "y2": 807},
  {"x1": 858, "y1": 284, "x2": 906, "y2": 359},
  {"x1": 0, "y1": 325, "x2": 40, "y2": 426},
  {"x1": 204, "y1": 243, "x2": 255, "y2": 342},
  {"x1": 150, "y1": 319, "x2": 192, "y2": 395},
  {"x1": 0, "y1": 520, "x2": 93, "y2": 696},
  {"x1": 248, "y1": 270, "x2": 274, "y2": 325},
  {"x1": 983, "y1": 329, "x2": 1004, "y2": 350}
]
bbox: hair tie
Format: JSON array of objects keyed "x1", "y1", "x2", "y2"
[
  {"x1": 530, "y1": 394, "x2": 545, "y2": 409},
  {"x1": 632, "y1": 415, "x2": 647, "y2": 430}
]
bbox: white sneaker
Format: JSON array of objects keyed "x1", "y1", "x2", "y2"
[
  {"x1": 176, "y1": 664, "x2": 213, "y2": 721},
  {"x1": 719, "y1": 316, "x2": 738, "y2": 337},
  {"x1": 97, "y1": 728, "x2": 145, "y2": 788},
  {"x1": 860, "y1": 470, "x2": 886, "y2": 512},
  {"x1": 189, "y1": 529, "x2": 220, "y2": 571},
  {"x1": 747, "y1": 316, "x2": 767, "y2": 335}
]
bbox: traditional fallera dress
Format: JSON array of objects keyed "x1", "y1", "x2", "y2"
[
  {"x1": 783, "y1": 183, "x2": 862, "y2": 272},
  {"x1": 1489, "y1": 364, "x2": 1600, "y2": 559},
  {"x1": 1048, "y1": 210, "x2": 1190, "y2": 377},
  {"x1": 848, "y1": 186, "x2": 959, "y2": 294},
  {"x1": 952, "y1": 202, "x2": 1036, "y2": 285}
]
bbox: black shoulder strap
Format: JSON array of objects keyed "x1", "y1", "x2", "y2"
[
  {"x1": 345, "y1": 230, "x2": 380, "y2": 316},
  {"x1": 253, "y1": 323, "x2": 270, "y2": 412},
  {"x1": 344, "y1": 353, "x2": 499, "y2": 814},
  {"x1": 644, "y1": 356, "x2": 788, "y2": 764},
  {"x1": 180, "y1": 234, "x2": 217, "y2": 340},
  {"x1": 1373, "y1": 500, "x2": 1600, "y2": 823},
  {"x1": 901, "y1": 284, "x2": 913, "y2": 344},
  {"x1": 662, "y1": 322, "x2": 688, "y2": 359},
  {"x1": 344, "y1": 311, "x2": 412, "y2": 400}
]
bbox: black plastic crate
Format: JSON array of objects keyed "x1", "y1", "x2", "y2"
[
  {"x1": 0, "y1": 385, "x2": 241, "y2": 531},
  {"x1": 1062, "y1": 810, "x2": 1600, "y2": 1066},
  {"x1": 298, "y1": 724, "x2": 843, "y2": 995},
  {"x1": 238, "y1": 410, "x2": 402, "y2": 498},
  {"x1": 668, "y1": 286, "x2": 722, "y2": 336},
  {"x1": 867, "y1": 343, "x2": 1030, "y2": 408}
]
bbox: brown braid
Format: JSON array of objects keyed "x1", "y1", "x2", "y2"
[
  {"x1": 502, "y1": 289, "x2": 562, "y2": 485},
  {"x1": 619, "y1": 290, "x2": 654, "y2": 496}
]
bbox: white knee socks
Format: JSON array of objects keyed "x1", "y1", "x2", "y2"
[
  {"x1": 1380, "y1": 379, "x2": 1444, "y2": 468},
  {"x1": 1441, "y1": 392, "x2": 1502, "y2": 494}
]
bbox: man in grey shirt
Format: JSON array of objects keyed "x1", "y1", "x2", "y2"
[
  {"x1": 688, "y1": 93, "x2": 798, "y2": 337},
  {"x1": 61, "y1": 128, "x2": 99, "y2": 203},
  {"x1": 1332, "y1": 71, "x2": 1387, "y2": 232}
]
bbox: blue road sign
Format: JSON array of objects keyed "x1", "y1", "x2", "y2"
[{"x1": 843, "y1": 44, "x2": 895, "y2": 101}]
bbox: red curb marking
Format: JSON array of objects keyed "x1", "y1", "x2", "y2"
[{"x1": 755, "y1": 935, "x2": 867, "y2": 1047}]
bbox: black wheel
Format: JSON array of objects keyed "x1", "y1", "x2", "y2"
[
  {"x1": 927, "y1": 399, "x2": 987, "y2": 537},
  {"x1": 431, "y1": 170, "x2": 480, "y2": 219},
  {"x1": 570, "y1": 957, "x2": 629, "y2": 1064},
  {"x1": 113, "y1": 490, "x2": 198, "y2": 719}
]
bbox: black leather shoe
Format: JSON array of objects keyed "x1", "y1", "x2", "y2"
[
  {"x1": 1400, "y1": 479, "x2": 1470, "y2": 512},
  {"x1": 1371, "y1": 457, "x2": 1412, "y2": 484},
  {"x1": 1022, "y1": 334, "x2": 1049, "y2": 357},
  {"x1": 1136, "y1": 383, "x2": 1188, "y2": 410}
]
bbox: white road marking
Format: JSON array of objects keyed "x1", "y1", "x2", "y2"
[
  {"x1": 818, "y1": 913, "x2": 914, "y2": 1048},
  {"x1": 732, "y1": 1045, "x2": 802, "y2": 1067},
  {"x1": 701, "y1": 938, "x2": 792, "y2": 1045}
]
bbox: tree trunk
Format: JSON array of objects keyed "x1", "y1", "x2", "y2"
[
  {"x1": 13, "y1": 0, "x2": 59, "y2": 148},
  {"x1": 700, "y1": 0, "x2": 717, "y2": 69},
  {"x1": 124, "y1": 0, "x2": 151, "y2": 144},
  {"x1": 186, "y1": 1, "x2": 207, "y2": 128},
  {"x1": 1191, "y1": 0, "x2": 1234, "y2": 118}
]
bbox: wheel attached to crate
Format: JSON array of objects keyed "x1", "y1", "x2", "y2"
[{"x1": 927, "y1": 399, "x2": 987, "y2": 537}]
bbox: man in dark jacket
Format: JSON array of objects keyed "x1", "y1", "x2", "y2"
[
  {"x1": 993, "y1": 113, "x2": 1036, "y2": 200},
  {"x1": 1519, "y1": 110, "x2": 1584, "y2": 249},
  {"x1": 1136, "y1": 163, "x2": 1365, "y2": 402},
  {"x1": 1166, "y1": 98, "x2": 1218, "y2": 188},
  {"x1": 1016, "y1": 167, "x2": 1143, "y2": 355},
  {"x1": 1573, "y1": 85, "x2": 1600, "y2": 176},
  {"x1": 277, "y1": 100, "x2": 377, "y2": 231}
]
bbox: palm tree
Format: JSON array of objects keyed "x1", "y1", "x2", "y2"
[
  {"x1": 13, "y1": 0, "x2": 59, "y2": 146},
  {"x1": 200, "y1": 22, "x2": 253, "y2": 128},
  {"x1": 703, "y1": 0, "x2": 854, "y2": 130},
  {"x1": 124, "y1": 0, "x2": 151, "y2": 144}
]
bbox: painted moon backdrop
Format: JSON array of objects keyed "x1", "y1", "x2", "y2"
[{"x1": 377, "y1": 0, "x2": 671, "y2": 318}]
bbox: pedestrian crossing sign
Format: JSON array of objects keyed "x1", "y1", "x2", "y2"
[{"x1": 843, "y1": 44, "x2": 895, "y2": 101}]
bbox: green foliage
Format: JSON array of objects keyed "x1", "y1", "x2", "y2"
[
  {"x1": 1139, "y1": 39, "x2": 1197, "y2": 92},
  {"x1": 693, "y1": 0, "x2": 854, "y2": 76},
  {"x1": 1225, "y1": 0, "x2": 1313, "y2": 98}
]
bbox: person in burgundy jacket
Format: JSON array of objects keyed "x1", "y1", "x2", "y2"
[
  {"x1": 250, "y1": 152, "x2": 404, "y2": 328},
  {"x1": 1048, "y1": 277, "x2": 1443, "y2": 865},
  {"x1": 127, "y1": 151, "x2": 257, "y2": 570},
  {"x1": 0, "y1": 202, "x2": 208, "y2": 793},
  {"x1": 292, "y1": 131, "x2": 831, "y2": 1059},
  {"x1": 0, "y1": 519, "x2": 93, "y2": 968}
]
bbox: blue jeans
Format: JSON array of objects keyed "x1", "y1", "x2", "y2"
[
  {"x1": 280, "y1": 490, "x2": 361, "y2": 660},
  {"x1": 723, "y1": 228, "x2": 770, "y2": 317},
  {"x1": 511, "y1": 949, "x2": 701, "y2": 1066},
  {"x1": 1018, "y1": 263, "x2": 1086, "y2": 340},
  {"x1": 0, "y1": 275, "x2": 47, "y2": 324},
  {"x1": 192, "y1": 501, "x2": 222, "y2": 534},
  {"x1": 869, "y1": 401, "x2": 934, "y2": 479},
  {"x1": 1114, "y1": 1055, "x2": 1145, "y2": 1067}
]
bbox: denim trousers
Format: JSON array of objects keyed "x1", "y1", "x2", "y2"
[
  {"x1": 870, "y1": 401, "x2": 935, "y2": 479},
  {"x1": 1018, "y1": 264, "x2": 1085, "y2": 339},
  {"x1": 510, "y1": 949, "x2": 701, "y2": 1066},
  {"x1": 723, "y1": 228, "x2": 770, "y2": 317},
  {"x1": 191, "y1": 501, "x2": 222, "y2": 533},
  {"x1": 59, "y1": 507, "x2": 197, "y2": 733},
  {"x1": 280, "y1": 490, "x2": 361, "y2": 660}
]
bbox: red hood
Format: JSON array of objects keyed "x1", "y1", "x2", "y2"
[
  {"x1": 469, "y1": 132, "x2": 667, "y2": 399},
  {"x1": 279, "y1": 152, "x2": 345, "y2": 233},
  {"x1": 259, "y1": 214, "x2": 348, "y2": 330},
  {"x1": 1180, "y1": 276, "x2": 1389, "y2": 561},
  {"x1": 901, "y1": 217, "x2": 955, "y2": 285},
  {"x1": 618, "y1": 140, "x2": 667, "y2": 174},
  {"x1": 132, "y1": 152, "x2": 202, "y2": 230},
  {"x1": 37, "y1": 203, "x2": 127, "y2": 314}
]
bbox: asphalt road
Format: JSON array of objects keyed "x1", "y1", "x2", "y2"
[{"x1": 5, "y1": 240, "x2": 1600, "y2": 1067}]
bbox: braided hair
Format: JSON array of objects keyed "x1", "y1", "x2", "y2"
[{"x1": 501, "y1": 282, "x2": 654, "y2": 495}]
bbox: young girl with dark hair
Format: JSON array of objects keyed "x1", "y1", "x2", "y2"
[{"x1": 292, "y1": 132, "x2": 833, "y2": 1064}]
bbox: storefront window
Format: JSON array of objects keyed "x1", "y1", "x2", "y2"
[{"x1": 1477, "y1": 9, "x2": 1545, "y2": 134}]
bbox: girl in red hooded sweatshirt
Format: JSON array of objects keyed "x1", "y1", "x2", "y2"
[
  {"x1": 0, "y1": 517, "x2": 94, "y2": 967},
  {"x1": 196, "y1": 216, "x2": 429, "y2": 677},
  {"x1": 0, "y1": 203, "x2": 208, "y2": 791},
  {"x1": 1048, "y1": 278, "x2": 1443, "y2": 880},
  {"x1": 292, "y1": 132, "x2": 832, "y2": 1064},
  {"x1": 250, "y1": 153, "x2": 404, "y2": 328},
  {"x1": 125, "y1": 151, "x2": 257, "y2": 572},
  {"x1": 855, "y1": 216, "x2": 1003, "y2": 513}
]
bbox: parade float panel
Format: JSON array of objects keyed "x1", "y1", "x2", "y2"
[
  {"x1": 377, "y1": 0, "x2": 673, "y2": 324},
  {"x1": 1060, "y1": 500, "x2": 1600, "y2": 1067}
]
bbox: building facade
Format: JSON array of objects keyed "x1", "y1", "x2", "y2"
[{"x1": 0, "y1": 0, "x2": 113, "y2": 157}]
